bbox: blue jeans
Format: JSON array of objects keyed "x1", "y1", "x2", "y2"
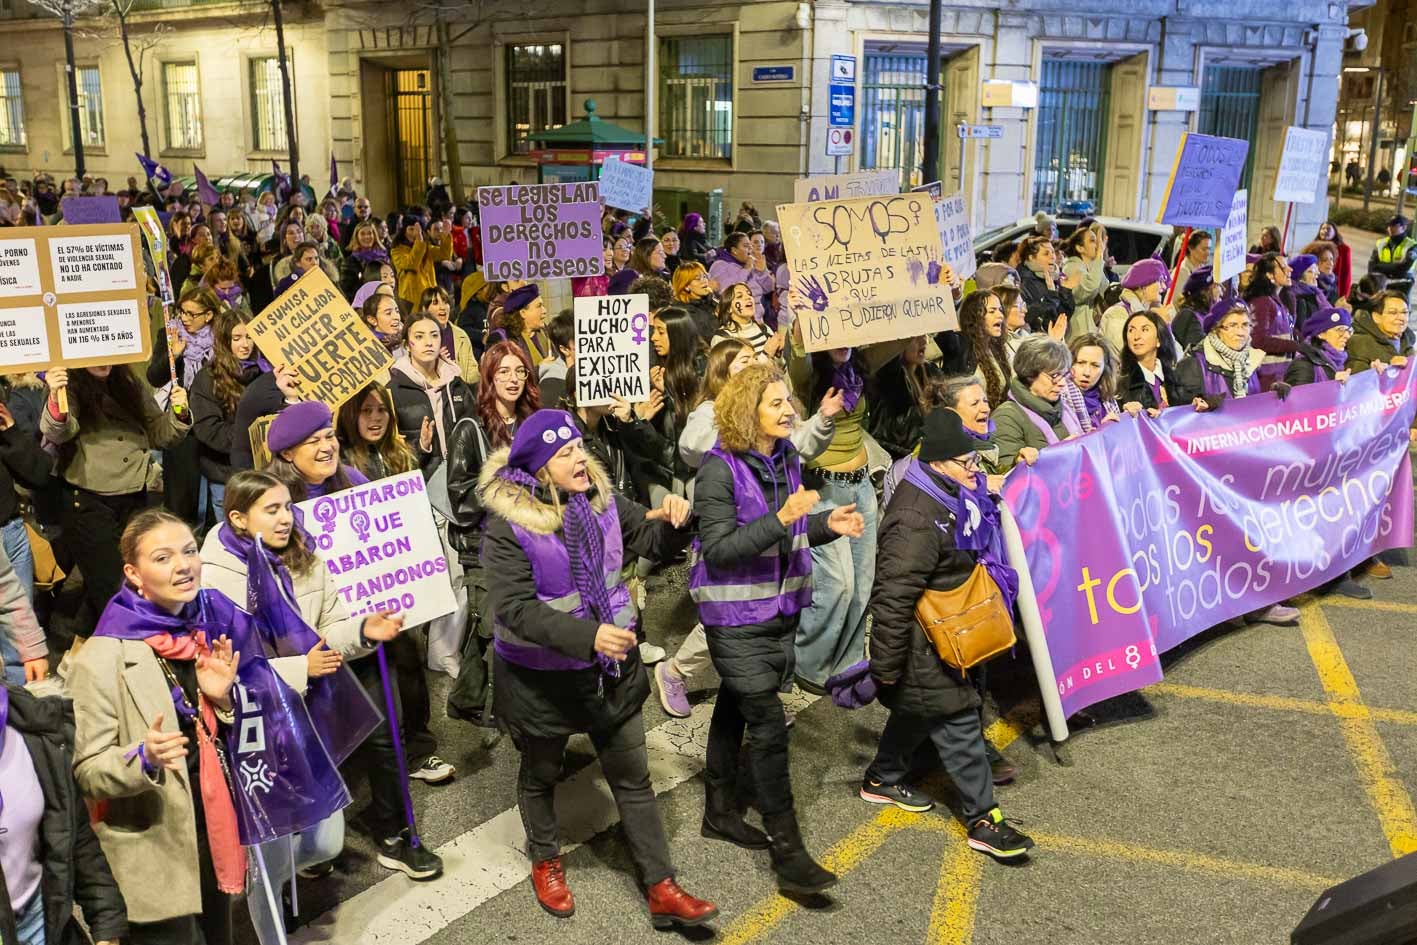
[
  {"x1": 246, "y1": 811, "x2": 345, "y2": 945},
  {"x1": 14, "y1": 887, "x2": 45, "y2": 945},
  {"x1": 208, "y1": 481, "x2": 226, "y2": 524},
  {"x1": 793, "y1": 475, "x2": 878, "y2": 687}
]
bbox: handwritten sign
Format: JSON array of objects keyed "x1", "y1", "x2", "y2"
[
  {"x1": 1157, "y1": 133, "x2": 1250, "y2": 229},
  {"x1": 912, "y1": 180, "x2": 944, "y2": 199},
  {"x1": 793, "y1": 170, "x2": 898, "y2": 204},
  {"x1": 60, "y1": 196, "x2": 121, "y2": 225},
  {"x1": 777, "y1": 192, "x2": 958, "y2": 353},
  {"x1": 298, "y1": 471, "x2": 457, "y2": 626},
  {"x1": 131, "y1": 206, "x2": 173, "y2": 305},
  {"x1": 0, "y1": 224, "x2": 150, "y2": 375},
  {"x1": 598, "y1": 157, "x2": 654, "y2": 213},
  {"x1": 477, "y1": 183, "x2": 604, "y2": 281},
  {"x1": 247, "y1": 268, "x2": 392, "y2": 412},
  {"x1": 1217, "y1": 189, "x2": 1248, "y2": 283},
  {"x1": 574, "y1": 293, "x2": 650, "y2": 407},
  {"x1": 1273, "y1": 126, "x2": 1329, "y2": 205},
  {"x1": 932, "y1": 193, "x2": 976, "y2": 282},
  {"x1": 248, "y1": 414, "x2": 276, "y2": 470}
]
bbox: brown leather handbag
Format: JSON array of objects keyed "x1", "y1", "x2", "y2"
[{"x1": 913, "y1": 564, "x2": 1016, "y2": 671}]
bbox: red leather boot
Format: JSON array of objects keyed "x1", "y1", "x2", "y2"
[
  {"x1": 532, "y1": 857, "x2": 574, "y2": 917},
  {"x1": 645, "y1": 877, "x2": 719, "y2": 929}
]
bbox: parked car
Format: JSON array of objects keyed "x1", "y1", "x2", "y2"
[{"x1": 972, "y1": 216, "x2": 1172, "y2": 277}]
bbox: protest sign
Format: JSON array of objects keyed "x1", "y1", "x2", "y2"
[
  {"x1": 248, "y1": 414, "x2": 277, "y2": 469},
  {"x1": 1157, "y1": 133, "x2": 1250, "y2": 229},
  {"x1": 131, "y1": 205, "x2": 173, "y2": 305},
  {"x1": 777, "y1": 192, "x2": 958, "y2": 352},
  {"x1": 598, "y1": 157, "x2": 654, "y2": 213},
  {"x1": 298, "y1": 470, "x2": 457, "y2": 626},
  {"x1": 574, "y1": 293, "x2": 650, "y2": 407},
  {"x1": 477, "y1": 182, "x2": 604, "y2": 281},
  {"x1": 912, "y1": 180, "x2": 944, "y2": 200},
  {"x1": 932, "y1": 192, "x2": 977, "y2": 282},
  {"x1": 1273, "y1": 127, "x2": 1329, "y2": 205},
  {"x1": 247, "y1": 268, "x2": 391, "y2": 411},
  {"x1": 60, "y1": 196, "x2": 121, "y2": 224},
  {"x1": 0, "y1": 223, "x2": 150, "y2": 374},
  {"x1": 1216, "y1": 190, "x2": 1248, "y2": 283},
  {"x1": 1003, "y1": 367, "x2": 1416, "y2": 720},
  {"x1": 793, "y1": 169, "x2": 898, "y2": 204}
]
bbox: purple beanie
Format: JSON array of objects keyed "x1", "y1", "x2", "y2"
[
  {"x1": 1288, "y1": 254, "x2": 1318, "y2": 281},
  {"x1": 267, "y1": 400, "x2": 333, "y2": 453},
  {"x1": 1182, "y1": 265, "x2": 1214, "y2": 299},
  {"x1": 503, "y1": 284, "x2": 540, "y2": 315},
  {"x1": 1122, "y1": 258, "x2": 1170, "y2": 290},
  {"x1": 506, "y1": 409, "x2": 581, "y2": 476},
  {"x1": 1201, "y1": 298, "x2": 1249, "y2": 335},
  {"x1": 1301, "y1": 306, "x2": 1353, "y2": 342},
  {"x1": 351, "y1": 280, "x2": 385, "y2": 310}
]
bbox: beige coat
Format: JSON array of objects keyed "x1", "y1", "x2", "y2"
[{"x1": 69, "y1": 635, "x2": 204, "y2": 924}]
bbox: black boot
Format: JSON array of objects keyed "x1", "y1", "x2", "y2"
[
  {"x1": 763, "y1": 811, "x2": 837, "y2": 893},
  {"x1": 701, "y1": 778, "x2": 770, "y2": 849}
]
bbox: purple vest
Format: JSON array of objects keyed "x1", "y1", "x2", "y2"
[
  {"x1": 494, "y1": 498, "x2": 634, "y2": 671},
  {"x1": 689, "y1": 445, "x2": 812, "y2": 627},
  {"x1": 1192, "y1": 350, "x2": 1261, "y2": 399}
]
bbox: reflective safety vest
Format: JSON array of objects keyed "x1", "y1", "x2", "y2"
[
  {"x1": 1377, "y1": 235, "x2": 1417, "y2": 271},
  {"x1": 689, "y1": 445, "x2": 813, "y2": 627}
]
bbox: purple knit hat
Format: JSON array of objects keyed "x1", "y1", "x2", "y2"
[
  {"x1": 1201, "y1": 297, "x2": 1249, "y2": 335},
  {"x1": 1122, "y1": 258, "x2": 1170, "y2": 290},
  {"x1": 503, "y1": 284, "x2": 540, "y2": 316},
  {"x1": 268, "y1": 400, "x2": 333, "y2": 453},
  {"x1": 1182, "y1": 265, "x2": 1214, "y2": 299},
  {"x1": 351, "y1": 280, "x2": 385, "y2": 310},
  {"x1": 1301, "y1": 306, "x2": 1353, "y2": 342},
  {"x1": 1288, "y1": 254, "x2": 1318, "y2": 281},
  {"x1": 505, "y1": 409, "x2": 580, "y2": 478}
]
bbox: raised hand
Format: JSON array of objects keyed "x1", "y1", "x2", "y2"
[
  {"x1": 362, "y1": 610, "x2": 405, "y2": 642},
  {"x1": 818, "y1": 386, "x2": 846, "y2": 419},
  {"x1": 776, "y1": 484, "x2": 819, "y2": 527},
  {"x1": 925, "y1": 249, "x2": 944, "y2": 286},
  {"x1": 419, "y1": 415, "x2": 435, "y2": 453},
  {"x1": 274, "y1": 364, "x2": 304, "y2": 402},
  {"x1": 196, "y1": 635, "x2": 240, "y2": 710},
  {"x1": 169, "y1": 386, "x2": 190, "y2": 414},
  {"x1": 1017, "y1": 446, "x2": 1040, "y2": 466}
]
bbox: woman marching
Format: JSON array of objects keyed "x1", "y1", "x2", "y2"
[{"x1": 480, "y1": 410, "x2": 718, "y2": 928}]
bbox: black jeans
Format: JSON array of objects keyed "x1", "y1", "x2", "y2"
[
  {"x1": 127, "y1": 771, "x2": 233, "y2": 945},
  {"x1": 866, "y1": 708, "x2": 995, "y2": 823},
  {"x1": 704, "y1": 685, "x2": 793, "y2": 818},
  {"x1": 346, "y1": 654, "x2": 410, "y2": 840},
  {"x1": 60, "y1": 487, "x2": 146, "y2": 633},
  {"x1": 162, "y1": 436, "x2": 203, "y2": 525},
  {"x1": 514, "y1": 710, "x2": 674, "y2": 885},
  {"x1": 388, "y1": 630, "x2": 438, "y2": 767}
]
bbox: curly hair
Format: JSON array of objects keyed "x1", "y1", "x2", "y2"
[
  {"x1": 477, "y1": 340, "x2": 541, "y2": 449},
  {"x1": 715, "y1": 362, "x2": 788, "y2": 454},
  {"x1": 958, "y1": 290, "x2": 1011, "y2": 406}
]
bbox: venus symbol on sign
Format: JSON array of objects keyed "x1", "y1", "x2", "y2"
[
  {"x1": 630, "y1": 312, "x2": 648, "y2": 345},
  {"x1": 351, "y1": 509, "x2": 372, "y2": 542}
]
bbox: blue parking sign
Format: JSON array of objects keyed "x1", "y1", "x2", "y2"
[{"x1": 829, "y1": 84, "x2": 855, "y2": 127}]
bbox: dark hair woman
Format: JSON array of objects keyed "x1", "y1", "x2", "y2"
[
  {"x1": 1015, "y1": 235, "x2": 1075, "y2": 336},
  {"x1": 1171, "y1": 265, "x2": 1222, "y2": 352},
  {"x1": 388, "y1": 310, "x2": 476, "y2": 473},
  {"x1": 190, "y1": 308, "x2": 267, "y2": 519},
  {"x1": 1242, "y1": 252, "x2": 1298, "y2": 389},
  {"x1": 362, "y1": 289, "x2": 405, "y2": 360},
  {"x1": 148, "y1": 285, "x2": 221, "y2": 524},
  {"x1": 1118, "y1": 309, "x2": 1182, "y2": 415},
  {"x1": 707, "y1": 232, "x2": 774, "y2": 323},
  {"x1": 419, "y1": 285, "x2": 477, "y2": 382},
  {"x1": 868, "y1": 335, "x2": 942, "y2": 458},
  {"x1": 1249, "y1": 224, "x2": 1283, "y2": 255},
  {"x1": 678, "y1": 212, "x2": 710, "y2": 265},
  {"x1": 608, "y1": 237, "x2": 666, "y2": 296},
  {"x1": 939, "y1": 290, "x2": 1011, "y2": 407},
  {"x1": 389, "y1": 213, "x2": 453, "y2": 314},
  {"x1": 337, "y1": 383, "x2": 420, "y2": 481},
  {"x1": 1300, "y1": 240, "x2": 1342, "y2": 304},
  {"x1": 1315, "y1": 222, "x2": 1353, "y2": 297},
  {"x1": 711, "y1": 283, "x2": 773, "y2": 359}
]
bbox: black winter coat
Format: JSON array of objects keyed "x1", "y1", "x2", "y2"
[
  {"x1": 682, "y1": 296, "x2": 719, "y2": 344},
  {"x1": 867, "y1": 356, "x2": 940, "y2": 459},
  {"x1": 1284, "y1": 343, "x2": 1342, "y2": 386},
  {"x1": 1018, "y1": 265, "x2": 1075, "y2": 334},
  {"x1": 445, "y1": 415, "x2": 493, "y2": 564},
  {"x1": 0, "y1": 686, "x2": 127, "y2": 945},
  {"x1": 867, "y1": 466, "x2": 983, "y2": 719},
  {"x1": 694, "y1": 445, "x2": 839, "y2": 696},
  {"x1": 1117, "y1": 360, "x2": 1184, "y2": 412},
  {"x1": 231, "y1": 372, "x2": 287, "y2": 470},
  {"x1": 386, "y1": 365, "x2": 476, "y2": 474},
  {"x1": 189, "y1": 363, "x2": 263, "y2": 482}
]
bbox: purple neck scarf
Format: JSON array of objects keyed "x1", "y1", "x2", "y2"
[
  {"x1": 352, "y1": 247, "x2": 389, "y2": 265},
  {"x1": 965, "y1": 418, "x2": 996, "y2": 442},
  {"x1": 1081, "y1": 386, "x2": 1106, "y2": 426},
  {"x1": 177, "y1": 322, "x2": 215, "y2": 387},
  {"x1": 902, "y1": 462, "x2": 1019, "y2": 614},
  {"x1": 212, "y1": 283, "x2": 244, "y2": 307},
  {"x1": 239, "y1": 354, "x2": 274, "y2": 374},
  {"x1": 831, "y1": 358, "x2": 863, "y2": 413},
  {"x1": 1317, "y1": 341, "x2": 1348, "y2": 376}
]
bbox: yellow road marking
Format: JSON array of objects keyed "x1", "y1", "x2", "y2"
[
  {"x1": 1299, "y1": 604, "x2": 1417, "y2": 857},
  {"x1": 1320, "y1": 598, "x2": 1417, "y2": 616},
  {"x1": 925, "y1": 825, "x2": 983, "y2": 945},
  {"x1": 1149, "y1": 682, "x2": 1417, "y2": 727}
]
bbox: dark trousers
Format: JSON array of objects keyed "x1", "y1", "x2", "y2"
[
  {"x1": 127, "y1": 773, "x2": 233, "y2": 945},
  {"x1": 515, "y1": 710, "x2": 674, "y2": 885},
  {"x1": 866, "y1": 708, "x2": 995, "y2": 823},
  {"x1": 60, "y1": 487, "x2": 146, "y2": 633},
  {"x1": 387, "y1": 631, "x2": 437, "y2": 767},
  {"x1": 448, "y1": 564, "x2": 495, "y2": 724},
  {"x1": 704, "y1": 685, "x2": 793, "y2": 817},
  {"x1": 347, "y1": 654, "x2": 411, "y2": 840},
  {"x1": 162, "y1": 436, "x2": 203, "y2": 525}
]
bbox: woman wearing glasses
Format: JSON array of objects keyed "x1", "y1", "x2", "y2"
[
  {"x1": 989, "y1": 336, "x2": 1077, "y2": 472},
  {"x1": 1173, "y1": 299, "x2": 1265, "y2": 409}
]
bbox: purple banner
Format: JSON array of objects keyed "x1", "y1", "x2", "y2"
[
  {"x1": 60, "y1": 196, "x2": 121, "y2": 224},
  {"x1": 1158, "y1": 133, "x2": 1250, "y2": 229},
  {"x1": 1003, "y1": 368, "x2": 1416, "y2": 717},
  {"x1": 476, "y1": 182, "x2": 604, "y2": 282}
]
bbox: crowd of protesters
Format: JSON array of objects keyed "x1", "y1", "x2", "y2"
[{"x1": 0, "y1": 163, "x2": 1413, "y2": 944}]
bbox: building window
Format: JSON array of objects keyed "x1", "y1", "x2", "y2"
[
  {"x1": 0, "y1": 70, "x2": 24, "y2": 147},
  {"x1": 162, "y1": 61, "x2": 202, "y2": 151},
  {"x1": 659, "y1": 35, "x2": 732, "y2": 160},
  {"x1": 250, "y1": 56, "x2": 289, "y2": 151},
  {"x1": 506, "y1": 43, "x2": 566, "y2": 156},
  {"x1": 64, "y1": 65, "x2": 104, "y2": 149},
  {"x1": 1032, "y1": 59, "x2": 1110, "y2": 214},
  {"x1": 1199, "y1": 66, "x2": 1261, "y2": 190},
  {"x1": 862, "y1": 52, "x2": 940, "y2": 190}
]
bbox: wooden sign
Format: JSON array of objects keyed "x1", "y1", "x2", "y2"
[{"x1": 0, "y1": 223, "x2": 151, "y2": 375}]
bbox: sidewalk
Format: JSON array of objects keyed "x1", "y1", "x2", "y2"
[{"x1": 1340, "y1": 226, "x2": 1377, "y2": 282}]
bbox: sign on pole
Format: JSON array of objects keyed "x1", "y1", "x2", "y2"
[
  {"x1": 957, "y1": 124, "x2": 1004, "y2": 140},
  {"x1": 1217, "y1": 190, "x2": 1249, "y2": 283},
  {"x1": 246, "y1": 268, "x2": 393, "y2": 411},
  {"x1": 826, "y1": 127, "x2": 854, "y2": 157},
  {"x1": 933, "y1": 193, "x2": 977, "y2": 282},
  {"x1": 573, "y1": 293, "x2": 650, "y2": 407},
  {"x1": 777, "y1": 191, "x2": 958, "y2": 352},
  {"x1": 476, "y1": 182, "x2": 604, "y2": 281},
  {"x1": 1156, "y1": 133, "x2": 1251, "y2": 229},
  {"x1": 1273, "y1": 126, "x2": 1330, "y2": 205},
  {"x1": 60, "y1": 196, "x2": 121, "y2": 224},
  {"x1": 299, "y1": 470, "x2": 457, "y2": 626},
  {"x1": 793, "y1": 169, "x2": 898, "y2": 204},
  {"x1": 131, "y1": 206, "x2": 173, "y2": 305},
  {"x1": 0, "y1": 223, "x2": 151, "y2": 375},
  {"x1": 829, "y1": 54, "x2": 856, "y2": 127},
  {"x1": 598, "y1": 156, "x2": 654, "y2": 213}
]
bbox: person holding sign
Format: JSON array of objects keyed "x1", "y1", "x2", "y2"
[
  {"x1": 990, "y1": 337, "x2": 1078, "y2": 472},
  {"x1": 190, "y1": 309, "x2": 268, "y2": 519},
  {"x1": 149, "y1": 286, "x2": 221, "y2": 524},
  {"x1": 42, "y1": 365, "x2": 192, "y2": 635},
  {"x1": 479, "y1": 410, "x2": 717, "y2": 928},
  {"x1": 265, "y1": 400, "x2": 368, "y2": 501},
  {"x1": 390, "y1": 215, "x2": 453, "y2": 314}
]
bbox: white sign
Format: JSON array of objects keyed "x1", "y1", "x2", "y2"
[
  {"x1": 1217, "y1": 189, "x2": 1248, "y2": 283},
  {"x1": 598, "y1": 156, "x2": 654, "y2": 213},
  {"x1": 1146, "y1": 86, "x2": 1201, "y2": 112},
  {"x1": 47, "y1": 235, "x2": 137, "y2": 292},
  {"x1": 56, "y1": 300, "x2": 143, "y2": 360},
  {"x1": 0, "y1": 307, "x2": 50, "y2": 365},
  {"x1": 830, "y1": 54, "x2": 856, "y2": 82},
  {"x1": 573, "y1": 293, "x2": 650, "y2": 408},
  {"x1": 933, "y1": 193, "x2": 977, "y2": 282},
  {"x1": 826, "y1": 127, "x2": 854, "y2": 156},
  {"x1": 1273, "y1": 126, "x2": 1330, "y2": 204},
  {"x1": 957, "y1": 124, "x2": 1004, "y2": 140},
  {"x1": 0, "y1": 240, "x2": 41, "y2": 298},
  {"x1": 981, "y1": 80, "x2": 1038, "y2": 109},
  {"x1": 793, "y1": 169, "x2": 897, "y2": 204},
  {"x1": 299, "y1": 471, "x2": 457, "y2": 626}
]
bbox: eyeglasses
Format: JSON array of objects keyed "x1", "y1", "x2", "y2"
[
  {"x1": 1220, "y1": 321, "x2": 1254, "y2": 332},
  {"x1": 180, "y1": 308, "x2": 211, "y2": 318},
  {"x1": 950, "y1": 453, "x2": 982, "y2": 472},
  {"x1": 495, "y1": 367, "x2": 529, "y2": 381},
  {"x1": 1044, "y1": 371, "x2": 1067, "y2": 383}
]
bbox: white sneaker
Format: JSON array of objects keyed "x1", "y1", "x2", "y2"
[
  {"x1": 638, "y1": 641, "x2": 667, "y2": 664},
  {"x1": 409, "y1": 755, "x2": 456, "y2": 784}
]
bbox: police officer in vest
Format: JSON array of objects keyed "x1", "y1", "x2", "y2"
[
  {"x1": 690, "y1": 364, "x2": 865, "y2": 894},
  {"x1": 480, "y1": 409, "x2": 718, "y2": 929},
  {"x1": 1370, "y1": 214, "x2": 1417, "y2": 299}
]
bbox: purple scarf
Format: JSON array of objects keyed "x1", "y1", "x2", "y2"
[
  {"x1": 239, "y1": 354, "x2": 274, "y2": 374},
  {"x1": 1010, "y1": 388, "x2": 1081, "y2": 444},
  {"x1": 1081, "y1": 386, "x2": 1107, "y2": 427},
  {"x1": 831, "y1": 358, "x2": 863, "y2": 413},
  {"x1": 177, "y1": 322, "x2": 215, "y2": 387},
  {"x1": 902, "y1": 461, "x2": 1019, "y2": 615},
  {"x1": 212, "y1": 283, "x2": 244, "y2": 307},
  {"x1": 1317, "y1": 341, "x2": 1348, "y2": 376},
  {"x1": 965, "y1": 418, "x2": 996, "y2": 442},
  {"x1": 351, "y1": 247, "x2": 389, "y2": 266}
]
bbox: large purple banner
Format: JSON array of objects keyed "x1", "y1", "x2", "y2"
[{"x1": 1003, "y1": 368, "x2": 1416, "y2": 718}]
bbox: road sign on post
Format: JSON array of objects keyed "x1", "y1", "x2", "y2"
[
  {"x1": 828, "y1": 54, "x2": 857, "y2": 158},
  {"x1": 957, "y1": 124, "x2": 1004, "y2": 140},
  {"x1": 826, "y1": 127, "x2": 854, "y2": 156}
]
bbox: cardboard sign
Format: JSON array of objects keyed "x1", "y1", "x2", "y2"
[
  {"x1": 60, "y1": 196, "x2": 121, "y2": 224},
  {"x1": 248, "y1": 414, "x2": 276, "y2": 469},
  {"x1": 298, "y1": 471, "x2": 457, "y2": 626},
  {"x1": 0, "y1": 224, "x2": 150, "y2": 375},
  {"x1": 932, "y1": 193, "x2": 977, "y2": 282},
  {"x1": 777, "y1": 192, "x2": 958, "y2": 352},
  {"x1": 1157, "y1": 133, "x2": 1250, "y2": 229},
  {"x1": 477, "y1": 183, "x2": 604, "y2": 282},
  {"x1": 792, "y1": 170, "x2": 897, "y2": 204},
  {"x1": 1217, "y1": 190, "x2": 1248, "y2": 283},
  {"x1": 912, "y1": 180, "x2": 944, "y2": 199},
  {"x1": 131, "y1": 206, "x2": 173, "y2": 305},
  {"x1": 1273, "y1": 126, "x2": 1329, "y2": 205},
  {"x1": 246, "y1": 268, "x2": 392, "y2": 412},
  {"x1": 573, "y1": 293, "x2": 650, "y2": 407},
  {"x1": 598, "y1": 157, "x2": 654, "y2": 213}
]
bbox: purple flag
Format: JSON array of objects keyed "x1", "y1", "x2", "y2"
[
  {"x1": 271, "y1": 160, "x2": 291, "y2": 203},
  {"x1": 194, "y1": 166, "x2": 219, "y2": 206},
  {"x1": 1003, "y1": 367, "x2": 1417, "y2": 718},
  {"x1": 60, "y1": 196, "x2": 120, "y2": 224},
  {"x1": 329, "y1": 151, "x2": 339, "y2": 195},
  {"x1": 136, "y1": 152, "x2": 171, "y2": 188}
]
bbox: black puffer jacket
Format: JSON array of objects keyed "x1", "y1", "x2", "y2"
[
  {"x1": 386, "y1": 363, "x2": 476, "y2": 474},
  {"x1": 444, "y1": 415, "x2": 493, "y2": 564},
  {"x1": 1285, "y1": 343, "x2": 1343, "y2": 387},
  {"x1": 1117, "y1": 359, "x2": 1184, "y2": 412},
  {"x1": 1018, "y1": 265, "x2": 1075, "y2": 333},
  {"x1": 694, "y1": 443, "x2": 839, "y2": 696},
  {"x1": 189, "y1": 362, "x2": 263, "y2": 482},
  {"x1": 867, "y1": 356, "x2": 940, "y2": 459},
  {"x1": 867, "y1": 465, "x2": 983, "y2": 719},
  {"x1": 0, "y1": 686, "x2": 127, "y2": 945}
]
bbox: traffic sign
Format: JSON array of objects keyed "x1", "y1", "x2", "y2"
[
  {"x1": 829, "y1": 84, "x2": 855, "y2": 127},
  {"x1": 830, "y1": 54, "x2": 856, "y2": 82},
  {"x1": 957, "y1": 124, "x2": 1004, "y2": 140},
  {"x1": 826, "y1": 127, "x2": 853, "y2": 156}
]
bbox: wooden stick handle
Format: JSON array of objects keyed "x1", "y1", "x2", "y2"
[{"x1": 56, "y1": 387, "x2": 67, "y2": 415}]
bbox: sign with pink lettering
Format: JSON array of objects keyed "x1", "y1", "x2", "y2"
[{"x1": 1003, "y1": 367, "x2": 1416, "y2": 718}]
